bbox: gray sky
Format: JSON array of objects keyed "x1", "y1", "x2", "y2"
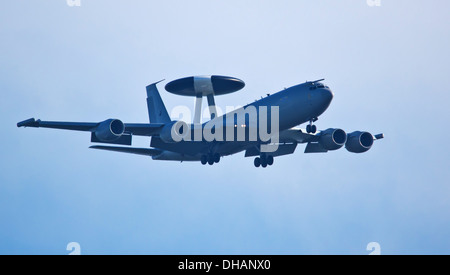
[{"x1": 1, "y1": 0, "x2": 449, "y2": 254}]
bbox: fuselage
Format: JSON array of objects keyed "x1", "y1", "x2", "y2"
[
  {"x1": 231, "y1": 81, "x2": 334, "y2": 131},
  {"x1": 151, "y1": 81, "x2": 334, "y2": 160}
]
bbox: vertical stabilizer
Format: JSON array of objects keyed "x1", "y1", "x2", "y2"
[{"x1": 146, "y1": 81, "x2": 171, "y2": 123}]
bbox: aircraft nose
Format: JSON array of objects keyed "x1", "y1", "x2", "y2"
[{"x1": 320, "y1": 88, "x2": 333, "y2": 104}]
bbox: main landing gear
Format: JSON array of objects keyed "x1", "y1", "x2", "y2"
[
  {"x1": 306, "y1": 118, "x2": 318, "y2": 134},
  {"x1": 254, "y1": 154, "x2": 274, "y2": 168},
  {"x1": 201, "y1": 153, "x2": 221, "y2": 165}
]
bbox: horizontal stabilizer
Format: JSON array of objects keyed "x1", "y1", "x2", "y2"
[
  {"x1": 91, "y1": 133, "x2": 132, "y2": 146},
  {"x1": 374, "y1": 133, "x2": 384, "y2": 140},
  {"x1": 89, "y1": 145, "x2": 162, "y2": 156}
]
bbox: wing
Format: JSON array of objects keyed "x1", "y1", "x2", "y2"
[
  {"x1": 17, "y1": 118, "x2": 165, "y2": 146},
  {"x1": 90, "y1": 145, "x2": 162, "y2": 156},
  {"x1": 279, "y1": 128, "x2": 319, "y2": 144},
  {"x1": 124, "y1": 123, "x2": 164, "y2": 136},
  {"x1": 17, "y1": 118, "x2": 98, "y2": 131},
  {"x1": 278, "y1": 128, "x2": 384, "y2": 154},
  {"x1": 278, "y1": 128, "x2": 325, "y2": 153},
  {"x1": 242, "y1": 128, "x2": 316, "y2": 158},
  {"x1": 246, "y1": 127, "x2": 385, "y2": 156},
  {"x1": 17, "y1": 118, "x2": 164, "y2": 137}
]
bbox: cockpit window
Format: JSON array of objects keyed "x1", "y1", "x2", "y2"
[{"x1": 309, "y1": 83, "x2": 329, "y2": 90}]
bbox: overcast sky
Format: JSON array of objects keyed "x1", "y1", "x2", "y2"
[{"x1": 1, "y1": 0, "x2": 449, "y2": 254}]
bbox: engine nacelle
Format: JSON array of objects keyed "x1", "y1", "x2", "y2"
[
  {"x1": 319, "y1": 128, "x2": 347, "y2": 151},
  {"x1": 94, "y1": 119, "x2": 125, "y2": 142},
  {"x1": 345, "y1": 131, "x2": 374, "y2": 153},
  {"x1": 159, "y1": 121, "x2": 190, "y2": 143}
]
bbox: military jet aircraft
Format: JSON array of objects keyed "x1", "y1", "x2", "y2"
[{"x1": 17, "y1": 75, "x2": 383, "y2": 168}]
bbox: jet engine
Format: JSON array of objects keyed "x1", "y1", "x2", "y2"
[
  {"x1": 319, "y1": 128, "x2": 347, "y2": 151},
  {"x1": 345, "y1": 131, "x2": 374, "y2": 153},
  {"x1": 94, "y1": 119, "x2": 125, "y2": 142}
]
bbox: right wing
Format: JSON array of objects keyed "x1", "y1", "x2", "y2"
[
  {"x1": 279, "y1": 128, "x2": 319, "y2": 144},
  {"x1": 279, "y1": 128, "x2": 326, "y2": 153},
  {"x1": 243, "y1": 128, "x2": 317, "y2": 158},
  {"x1": 278, "y1": 128, "x2": 384, "y2": 154}
]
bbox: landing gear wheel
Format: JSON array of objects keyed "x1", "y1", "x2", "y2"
[
  {"x1": 214, "y1": 154, "x2": 220, "y2": 163},
  {"x1": 201, "y1": 155, "x2": 207, "y2": 165},
  {"x1": 267, "y1": 155, "x2": 274, "y2": 166},
  {"x1": 306, "y1": 123, "x2": 317, "y2": 134},
  {"x1": 254, "y1": 157, "x2": 261, "y2": 167},
  {"x1": 307, "y1": 118, "x2": 318, "y2": 134},
  {"x1": 260, "y1": 156, "x2": 267, "y2": 167},
  {"x1": 207, "y1": 154, "x2": 214, "y2": 165}
]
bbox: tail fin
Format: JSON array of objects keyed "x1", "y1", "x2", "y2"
[{"x1": 146, "y1": 81, "x2": 171, "y2": 123}]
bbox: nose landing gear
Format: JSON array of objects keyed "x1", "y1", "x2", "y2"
[{"x1": 306, "y1": 118, "x2": 318, "y2": 134}]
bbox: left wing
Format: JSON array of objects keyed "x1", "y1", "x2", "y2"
[
  {"x1": 17, "y1": 118, "x2": 165, "y2": 146},
  {"x1": 124, "y1": 123, "x2": 165, "y2": 136},
  {"x1": 17, "y1": 118, "x2": 97, "y2": 131},
  {"x1": 17, "y1": 118, "x2": 164, "y2": 137},
  {"x1": 90, "y1": 146, "x2": 162, "y2": 156}
]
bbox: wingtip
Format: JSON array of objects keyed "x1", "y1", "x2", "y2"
[{"x1": 17, "y1": 118, "x2": 38, "y2": 128}]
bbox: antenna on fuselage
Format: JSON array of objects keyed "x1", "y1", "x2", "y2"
[{"x1": 307, "y1": 78, "x2": 325, "y2": 84}]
